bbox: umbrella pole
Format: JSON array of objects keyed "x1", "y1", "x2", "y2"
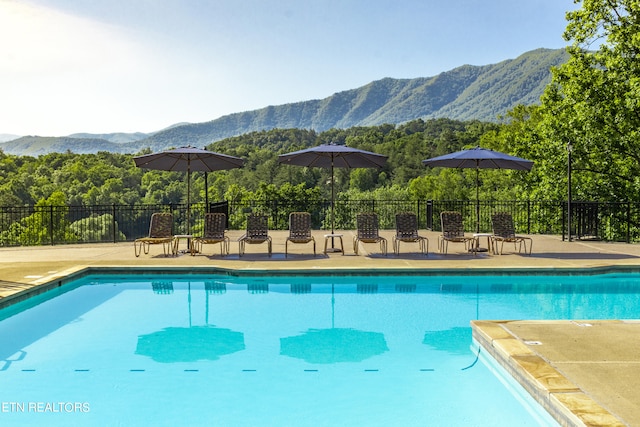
[
  {"x1": 326, "y1": 158, "x2": 342, "y2": 252},
  {"x1": 331, "y1": 160, "x2": 335, "y2": 236},
  {"x1": 204, "y1": 172, "x2": 209, "y2": 213},
  {"x1": 187, "y1": 168, "x2": 191, "y2": 237},
  {"x1": 471, "y1": 167, "x2": 489, "y2": 253},
  {"x1": 476, "y1": 167, "x2": 480, "y2": 233}
]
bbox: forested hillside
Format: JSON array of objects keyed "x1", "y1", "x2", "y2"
[
  {"x1": 136, "y1": 48, "x2": 566, "y2": 151},
  {"x1": 0, "y1": 119, "x2": 518, "y2": 209},
  {"x1": 0, "y1": 48, "x2": 567, "y2": 156}
]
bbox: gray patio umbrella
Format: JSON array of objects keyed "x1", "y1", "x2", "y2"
[
  {"x1": 422, "y1": 147, "x2": 533, "y2": 232},
  {"x1": 134, "y1": 147, "x2": 244, "y2": 234},
  {"x1": 278, "y1": 144, "x2": 387, "y2": 250}
]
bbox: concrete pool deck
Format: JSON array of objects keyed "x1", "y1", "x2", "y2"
[{"x1": 1, "y1": 230, "x2": 640, "y2": 426}]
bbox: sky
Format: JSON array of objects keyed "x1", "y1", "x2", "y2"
[{"x1": 0, "y1": 0, "x2": 578, "y2": 137}]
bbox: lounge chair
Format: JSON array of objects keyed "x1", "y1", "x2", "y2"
[
  {"x1": 490, "y1": 212, "x2": 533, "y2": 255},
  {"x1": 353, "y1": 212, "x2": 387, "y2": 255},
  {"x1": 194, "y1": 213, "x2": 230, "y2": 256},
  {"x1": 393, "y1": 212, "x2": 428, "y2": 255},
  {"x1": 134, "y1": 212, "x2": 173, "y2": 257},
  {"x1": 438, "y1": 211, "x2": 476, "y2": 254},
  {"x1": 285, "y1": 212, "x2": 316, "y2": 257},
  {"x1": 238, "y1": 213, "x2": 272, "y2": 257}
]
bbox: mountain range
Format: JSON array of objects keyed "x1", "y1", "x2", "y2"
[{"x1": 1, "y1": 48, "x2": 567, "y2": 156}]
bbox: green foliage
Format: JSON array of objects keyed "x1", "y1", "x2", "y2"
[
  {"x1": 0, "y1": 119, "x2": 538, "y2": 221},
  {"x1": 6, "y1": 191, "x2": 78, "y2": 245},
  {"x1": 70, "y1": 213, "x2": 126, "y2": 242},
  {"x1": 531, "y1": 0, "x2": 640, "y2": 203}
]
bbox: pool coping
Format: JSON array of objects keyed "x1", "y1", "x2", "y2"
[
  {"x1": 472, "y1": 320, "x2": 627, "y2": 427},
  {"x1": 5, "y1": 263, "x2": 640, "y2": 310}
]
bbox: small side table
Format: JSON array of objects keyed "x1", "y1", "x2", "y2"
[
  {"x1": 472, "y1": 233, "x2": 493, "y2": 253},
  {"x1": 173, "y1": 234, "x2": 194, "y2": 256},
  {"x1": 323, "y1": 234, "x2": 344, "y2": 255}
]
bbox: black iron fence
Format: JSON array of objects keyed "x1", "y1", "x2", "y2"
[{"x1": 1, "y1": 200, "x2": 639, "y2": 246}]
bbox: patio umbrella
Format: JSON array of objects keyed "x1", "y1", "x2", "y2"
[
  {"x1": 279, "y1": 284, "x2": 388, "y2": 364},
  {"x1": 422, "y1": 147, "x2": 533, "y2": 232},
  {"x1": 134, "y1": 147, "x2": 244, "y2": 235},
  {"x1": 278, "y1": 144, "x2": 387, "y2": 251}
]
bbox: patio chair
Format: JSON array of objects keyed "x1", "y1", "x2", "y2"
[
  {"x1": 238, "y1": 213, "x2": 272, "y2": 257},
  {"x1": 490, "y1": 212, "x2": 533, "y2": 255},
  {"x1": 393, "y1": 212, "x2": 428, "y2": 255},
  {"x1": 353, "y1": 212, "x2": 387, "y2": 255},
  {"x1": 134, "y1": 212, "x2": 173, "y2": 257},
  {"x1": 438, "y1": 211, "x2": 476, "y2": 255},
  {"x1": 285, "y1": 212, "x2": 316, "y2": 257},
  {"x1": 194, "y1": 213, "x2": 230, "y2": 256}
]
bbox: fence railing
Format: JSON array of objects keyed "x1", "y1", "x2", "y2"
[{"x1": 1, "y1": 200, "x2": 639, "y2": 246}]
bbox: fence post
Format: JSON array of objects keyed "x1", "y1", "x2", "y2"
[
  {"x1": 112, "y1": 204, "x2": 117, "y2": 243},
  {"x1": 627, "y1": 202, "x2": 631, "y2": 243},
  {"x1": 49, "y1": 205, "x2": 54, "y2": 245},
  {"x1": 426, "y1": 200, "x2": 433, "y2": 230},
  {"x1": 561, "y1": 202, "x2": 566, "y2": 241},
  {"x1": 527, "y1": 200, "x2": 531, "y2": 234}
]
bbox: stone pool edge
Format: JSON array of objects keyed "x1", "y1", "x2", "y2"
[{"x1": 471, "y1": 320, "x2": 625, "y2": 427}]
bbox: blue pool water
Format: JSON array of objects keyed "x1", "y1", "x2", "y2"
[{"x1": 2, "y1": 272, "x2": 640, "y2": 426}]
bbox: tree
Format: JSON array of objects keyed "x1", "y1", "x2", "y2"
[{"x1": 536, "y1": 0, "x2": 640, "y2": 202}]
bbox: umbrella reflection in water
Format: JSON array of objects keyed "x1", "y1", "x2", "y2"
[
  {"x1": 280, "y1": 284, "x2": 388, "y2": 364},
  {"x1": 136, "y1": 281, "x2": 245, "y2": 363}
]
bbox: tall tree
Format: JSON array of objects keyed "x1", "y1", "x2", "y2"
[{"x1": 538, "y1": 0, "x2": 640, "y2": 201}]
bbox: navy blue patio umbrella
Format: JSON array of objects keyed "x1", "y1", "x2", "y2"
[{"x1": 422, "y1": 147, "x2": 533, "y2": 232}]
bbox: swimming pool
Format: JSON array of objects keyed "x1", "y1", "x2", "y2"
[{"x1": 2, "y1": 271, "x2": 639, "y2": 426}]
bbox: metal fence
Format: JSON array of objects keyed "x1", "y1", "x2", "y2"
[{"x1": 1, "y1": 200, "x2": 639, "y2": 246}]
